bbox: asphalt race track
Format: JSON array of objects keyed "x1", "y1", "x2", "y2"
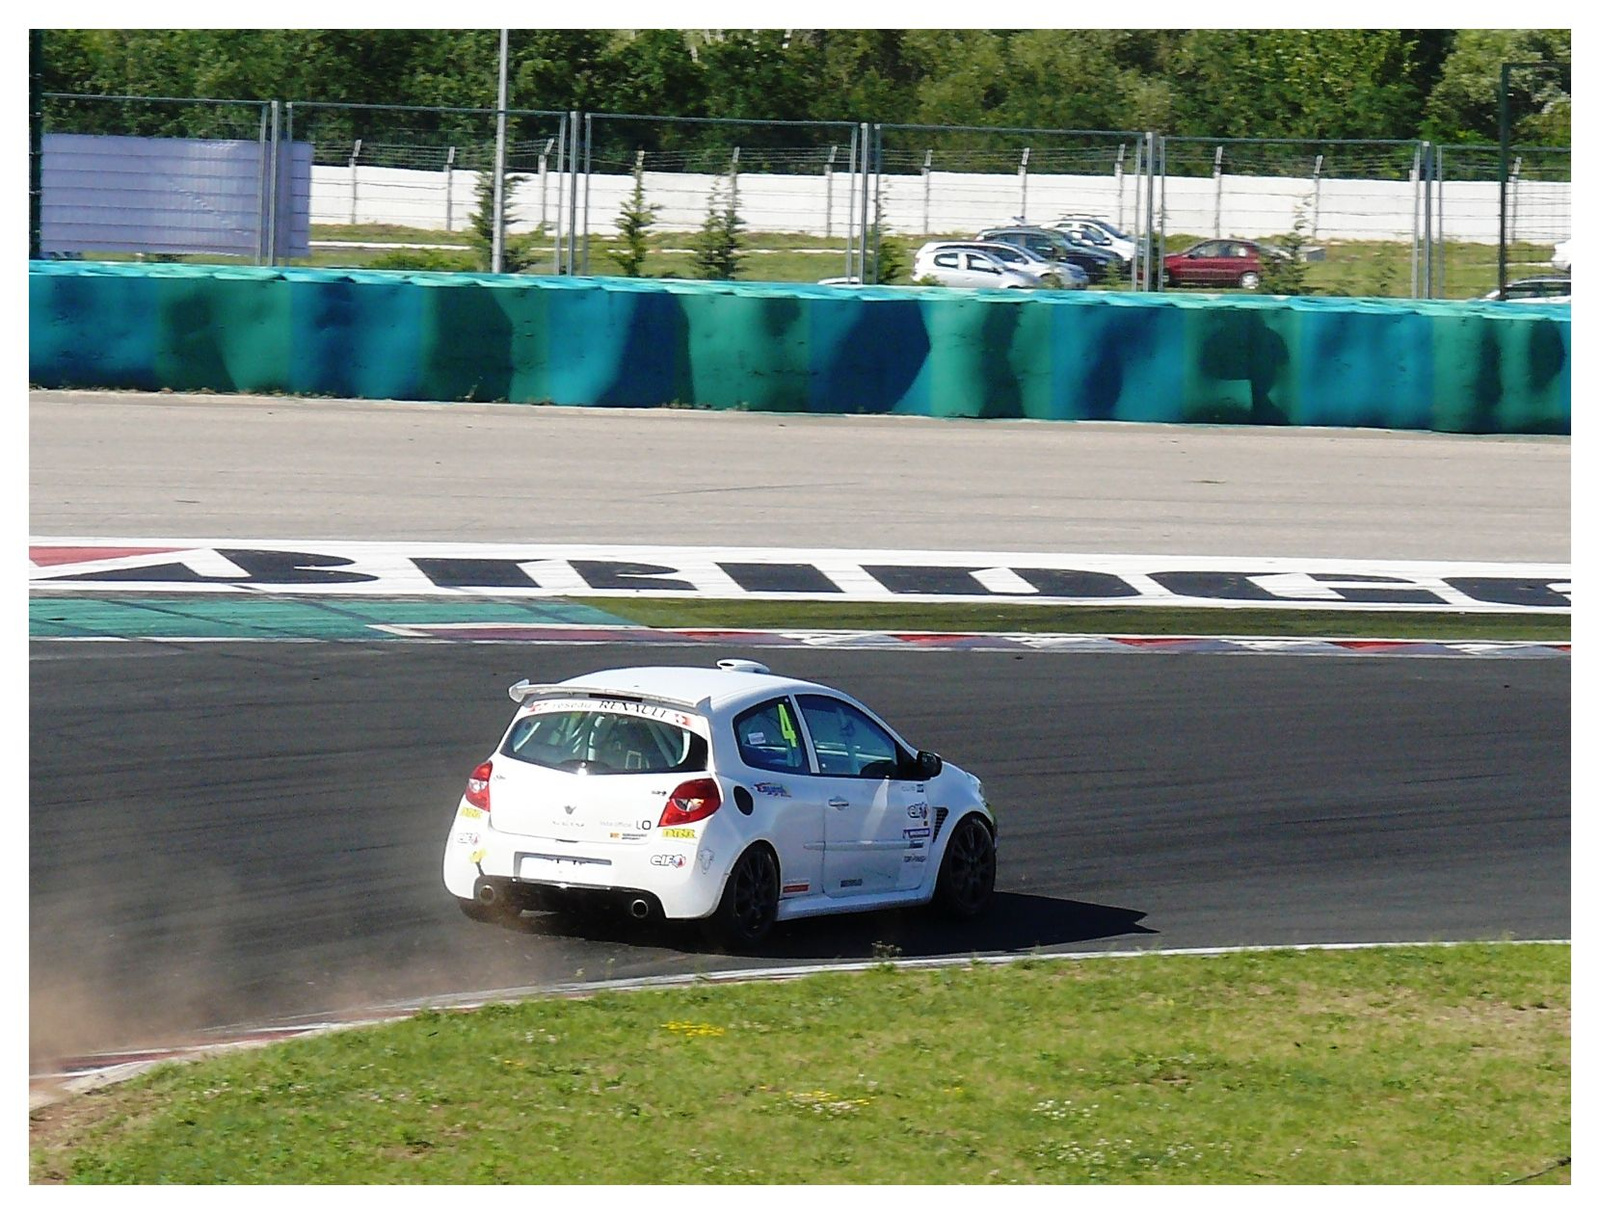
[
  {"x1": 28, "y1": 390, "x2": 1572, "y2": 1065},
  {"x1": 30, "y1": 639, "x2": 1569, "y2": 1062}
]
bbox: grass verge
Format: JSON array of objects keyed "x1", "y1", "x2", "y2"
[
  {"x1": 123, "y1": 225, "x2": 1559, "y2": 299},
  {"x1": 578, "y1": 598, "x2": 1570, "y2": 642},
  {"x1": 30, "y1": 944, "x2": 1569, "y2": 1184}
]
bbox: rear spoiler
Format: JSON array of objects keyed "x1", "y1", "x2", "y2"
[{"x1": 508, "y1": 680, "x2": 711, "y2": 715}]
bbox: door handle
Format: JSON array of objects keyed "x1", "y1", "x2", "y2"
[{"x1": 828, "y1": 797, "x2": 850, "y2": 809}]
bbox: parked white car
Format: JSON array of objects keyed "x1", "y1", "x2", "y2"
[
  {"x1": 442, "y1": 660, "x2": 997, "y2": 949},
  {"x1": 912, "y1": 241, "x2": 1071, "y2": 290},
  {"x1": 1551, "y1": 239, "x2": 1571, "y2": 274},
  {"x1": 1479, "y1": 276, "x2": 1571, "y2": 304}
]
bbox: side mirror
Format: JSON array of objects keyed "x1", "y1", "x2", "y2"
[{"x1": 907, "y1": 750, "x2": 943, "y2": 779}]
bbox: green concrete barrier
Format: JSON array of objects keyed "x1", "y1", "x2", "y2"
[{"x1": 29, "y1": 261, "x2": 1570, "y2": 434}]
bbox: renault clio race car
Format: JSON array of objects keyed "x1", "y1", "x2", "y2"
[{"x1": 442, "y1": 660, "x2": 996, "y2": 949}]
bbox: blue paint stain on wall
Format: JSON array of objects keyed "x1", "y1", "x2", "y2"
[{"x1": 27, "y1": 261, "x2": 1570, "y2": 435}]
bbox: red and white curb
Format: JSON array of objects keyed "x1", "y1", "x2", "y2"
[{"x1": 366, "y1": 622, "x2": 1570, "y2": 658}]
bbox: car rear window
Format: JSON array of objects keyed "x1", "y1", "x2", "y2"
[{"x1": 501, "y1": 705, "x2": 706, "y2": 775}]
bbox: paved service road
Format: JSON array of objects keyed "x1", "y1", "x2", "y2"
[
  {"x1": 29, "y1": 390, "x2": 1570, "y2": 562},
  {"x1": 29, "y1": 641, "x2": 1570, "y2": 1064}
]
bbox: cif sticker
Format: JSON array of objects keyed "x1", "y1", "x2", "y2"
[{"x1": 651, "y1": 854, "x2": 687, "y2": 868}]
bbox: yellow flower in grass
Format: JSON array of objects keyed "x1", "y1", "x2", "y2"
[{"x1": 662, "y1": 1020, "x2": 726, "y2": 1038}]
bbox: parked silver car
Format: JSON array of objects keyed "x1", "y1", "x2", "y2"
[{"x1": 912, "y1": 241, "x2": 1082, "y2": 290}]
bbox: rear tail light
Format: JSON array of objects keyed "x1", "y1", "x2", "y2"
[
  {"x1": 465, "y1": 761, "x2": 493, "y2": 811},
  {"x1": 659, "y1": 778, "x2": 721, "y2": 827}
]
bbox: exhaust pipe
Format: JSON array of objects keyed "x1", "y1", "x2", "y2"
[
  {"x1": 477, "y1": 882, "x2": 502, "y2": 907},
  {"x1": 628, "y1": 898, "x2": 651, "y2": 920}
]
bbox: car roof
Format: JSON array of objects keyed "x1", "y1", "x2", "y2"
[
  {"x1": 919, "y1": 240, "x2": 1036, "y2": 257},
  {"x1": 549, "y1": 664, "x2": 837, "y2": 714}
]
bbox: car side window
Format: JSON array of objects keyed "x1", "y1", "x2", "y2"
[
  {"x1": 966, "y1": 254, "x2": 1000, "y2": 274},
  {"x1": 933, "y1": 251, "x2": 959, "y2": 268},
  {"x1": 796, "y1": 695, "x2": 901, "y2": 780},
  {"x1": 733, "y1": 698, "x2": 809, "y2": 774}
]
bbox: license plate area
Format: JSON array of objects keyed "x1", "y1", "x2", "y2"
[{"x1": 518, "y1": 851, "x2": 613, "y2": 880}]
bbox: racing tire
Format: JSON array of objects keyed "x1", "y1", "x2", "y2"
[
  {"x1": 705, "y1": 846, "x2": 780, "y2": 951},
  {"x1": 1238, "y1": 270, "x2": 1261, "y2": 290},
  {"x1": 933, "y1": 815, "x2": 996, "y2": 920}
]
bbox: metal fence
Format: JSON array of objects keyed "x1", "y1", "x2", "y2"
[
  {"x1": 1156, "y1": 136, "x2": 1433, "y2": 296},
  {"x1": 581, "y1": 114, "x2": 866, "y2": 281},
  {"x1": 39, "y1": 93, "x2": 295, "y2": 262},
  {"x1": 30, "y1": 94, "x2": 1573, "y2": 298},
  {"x1": 1433, "y1": 143, "x2": 1573, "y2": 297},
  {"x1": 874, "y1": 123, "x2": 1159, "y2": 286},
  {"x1": 285, "y1": 101, "x2": 572, "y2": 272}
]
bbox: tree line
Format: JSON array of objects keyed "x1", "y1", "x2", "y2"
[{"x1": 35, "y1": 29, "x2": 1571, "y2": 150}]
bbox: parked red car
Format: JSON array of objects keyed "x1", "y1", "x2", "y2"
[{"x1": 1163, "y1": 239, "x2": 1283, "y2": 290}]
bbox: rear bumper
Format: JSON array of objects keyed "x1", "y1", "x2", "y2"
[
  {"x1": 474, "y1": 874, "x2": 665, "y2": 920},
  {"x1": 443, "y1": 802, "x2": 729, "y2": 920}
]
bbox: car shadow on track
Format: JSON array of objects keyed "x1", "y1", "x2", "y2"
[{"x1": 504, "y1": 891, "x2": 1156, "y2": 961}]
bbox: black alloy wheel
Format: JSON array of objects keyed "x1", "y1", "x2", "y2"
[
  {"x1": 934, "y1": 816, "x2": 997, "y2": 919},
  {"x1": 708, "y1": 847, "x2": 780, "y2": 950}
]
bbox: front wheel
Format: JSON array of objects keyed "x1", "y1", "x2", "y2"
[
  {"x1": 706, "y1": 846, "x2": 780, "y2": 950},
  {"x1": 934, "y1": 816, "x2": 996, "y2": 920},
  {"x1": 1238, "y1": 270, "x2": 1261, "y2": 290}
]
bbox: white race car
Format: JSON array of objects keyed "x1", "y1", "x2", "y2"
[{"x1": 442, "y1": 660, "x2": 996, "y2": 949}]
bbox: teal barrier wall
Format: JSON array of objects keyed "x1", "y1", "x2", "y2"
[{"x1": 29, "y1": 261, "x2": 1570, "y2": 434}]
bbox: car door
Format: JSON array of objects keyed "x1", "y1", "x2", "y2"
[
  {"x1": 729, "y1": 697, "x2": 825, "y2": 901},
  {"x1": 1231, "y1": 242, "x2": 1261, "y2": 281},
  {"x1": 929, "y1": 249, "x2": 970, "y2": 287},
  {"x1": 796, "y1": 694, "x2": 926, "y2": 896},
  {"x1": 1176, "y1": 240, "x2": 1223, "y2": 285},
  {"x1": 962, "y1": 251, "x2": 1008, "y2": 288}
]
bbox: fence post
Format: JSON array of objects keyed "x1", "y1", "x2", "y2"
[
  {"x1": 566, "y1": 109, "x2": 580, "y2": 275},
  {"x1": 857, "y1": 123, "x2": 871, "y2": 281},
  {"x1": 922, "y1": 149, "x2": 932, "y2": 236},
  {"x1": 844, "y1": 124, "x2": 859, "y2": 279},
  {"x1": 1409, "y1": 141, "x2": 1421, "y2": 298},
  {"x1": 266, "y1": 100, "x2": 280, "y2": 266},
  {"x1": 1156, "y1": 133, "x2": 1167, "y2": 290},
  {"x1": 1508, "y1": 154, "x2": 1522, "y2": 248},
  {"x1": 538, "y1": 137, "x2": 553, "y2": 232},
  {"x1": 349, "y1": 138, "x2": 361, "y2": 226},
  {"x1": 581, "y1": 111, "x2": 593, "y2": 274},
  {"x1": 1018, "y1": 146, "x2": 1030, "y2": 223},
  {"x1": 1422, "y1": 140, "x2": 1434, "y2": 298},
  {"x1": 1130, "y1": 134, "x2": 1144, "y2": 288},
  {"x1": 1212, "y1": 144, "x2": 1224, "y2": 238},
  {"x1": 871, "y1": 123, "x2": 883, "y2": 283},
  {"x1": 1310, "y1": 153, "x2": 1323, "y2": 242},
  {"x1": 444, "y1": 146, "x2": 456, "y2": 232},
  {"x1": 1147, "y1": 132, "x2": 1160, "y2": 290},
  {"x1": 824, "y1": 144, "x2": 837, "y2": 238},
  {"x1": 1114, "y1": 142, "x2": 1126, "y2": 231},
  {"x1": 254, "y1": 104, "x2": 269, "y2": 265},
  {"x1": 552, "y1": 119, "x2": 566, "y2": 274},
  {"x1": 1440, "y1": 145, "x2": 1452, "y2": 299}
]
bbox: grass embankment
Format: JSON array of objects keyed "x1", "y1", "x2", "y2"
[
  {"x1": 579, "y1": 599, "x2": 1570, "y2": 642},
  {"x1": 31, "y1": 944, "x2": 1569, "y2": 1184},
  {"x1": 92, "y1": 223, "x2": 1558, "y2": 300}
]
